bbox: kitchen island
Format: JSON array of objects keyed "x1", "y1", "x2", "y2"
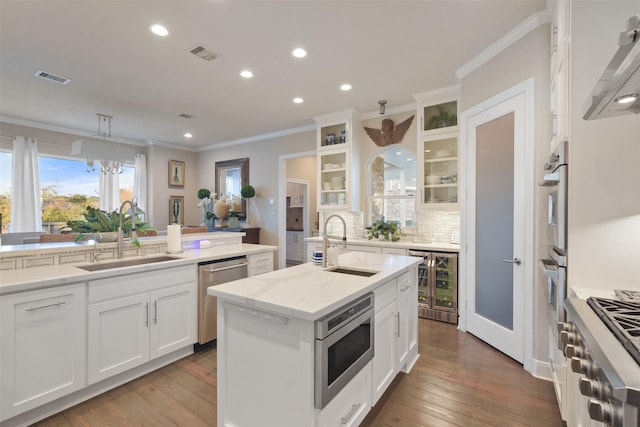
[{"x1": 208, "y1": 251, "x2": 421, "y2": 427}]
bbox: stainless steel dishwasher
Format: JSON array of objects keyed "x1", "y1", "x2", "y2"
[{"x1": 198, "y1": 256, "x2": 248, "y2": 345}]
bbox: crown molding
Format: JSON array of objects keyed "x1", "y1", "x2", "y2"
[
  {"x1": 455, "y1": 10, "x2": 550, "y2": 80},
  {"x1": 197, "y1": 123, "x2": 316, "y2": 152}
]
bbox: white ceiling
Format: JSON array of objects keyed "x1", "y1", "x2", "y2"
[{"x1": 0, "y1": 0, "x2": 546, "y2": 150}]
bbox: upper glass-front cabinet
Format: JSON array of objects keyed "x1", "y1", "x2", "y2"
[
  {"x1": 420, "y1": 133, "x2": 458, "y2": 205},
  {"x1": 421, "y1": 100, "x2": 458, "y2": 132},
  {"x1": 414, "y1": 86, "x2": 460, "y2": 209},
  {"x1": 314, "y1": 109, "x2": 360, "y2": 210}
]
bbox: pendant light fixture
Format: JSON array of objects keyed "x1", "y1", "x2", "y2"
[{"x1": 71, "y1": 114, "x2": 134, "y2": 175}]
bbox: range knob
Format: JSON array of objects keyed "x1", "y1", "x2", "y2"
[
  {"x1": 560, "y1": 330, "x2": 581, "y2": 346},
  {"x1": 565, "y1": 344, "x2": 584, "y2": 359},
  {"x1": 588, "y1": 399, "x2": 615, "y2": 426},
  {"x1": 570, "y1": 357, "x2": 589, "y2": 374},
  {"x1": 557, "y1": 322, "x2": 574, "y2": 333},
  {"x1": 580, "y1": 377, "x2": 603, "y2": 399}
]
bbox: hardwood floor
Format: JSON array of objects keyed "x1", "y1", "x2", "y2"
[{"x1": 35, "y1": 319, "x2": 562, "y2": 427}]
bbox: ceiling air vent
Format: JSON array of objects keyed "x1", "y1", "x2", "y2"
[
  {"x1": 34, "y1": 70, "x2": 71, "y2": 85},
  {"x1": 188, "y1": 45, "x2": 220, "y2": 62}
]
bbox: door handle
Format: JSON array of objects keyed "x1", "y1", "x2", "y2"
[{"x1": 501, "y1": 258, "x2": 522, "y2": 265}]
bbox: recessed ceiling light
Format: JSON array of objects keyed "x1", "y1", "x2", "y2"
[
  {"x1": 240, "y1": 70, "x2": 254, "y2": 78},
  {"x1": 150, "y1": 24, "x2": 169, "y2": 36},
  {"x1": 293, "y1": 97, "x2": 304, "y2": 104},
  {"x1": 184, "y1": 133, "x2": 193, "y2": 138},
  {"x1": 615, "y1": 93, "x2": 639, "y2": 104},
  {"x1": 340, "y1": 83, "x2": 352, "y2": 91},
  {"x1": 292, "y1": 48, "x2": 307, "y2": 58}
]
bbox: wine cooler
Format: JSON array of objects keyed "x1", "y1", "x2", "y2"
[{"x1": 408, "y1": 250, "x2": 458, "y2": 324}]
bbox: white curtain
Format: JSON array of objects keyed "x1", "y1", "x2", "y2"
[
  {"x1": 99, "y1": 170, "x2": 120, "y2": 212},
  {"x1": 134, "y1": 154, "x2": 147, "y2": 217},
  {"x1": 10, "y1": 137, "x2": 42, "y2": 232}
]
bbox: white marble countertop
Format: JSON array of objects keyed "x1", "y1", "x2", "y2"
[
  {"x1": 304, "y1": 236, "x2": 460, "y2": 252},
  {"x1": 208, "y1": 251, "x2": 422, "y2": 321},
  {"x1": 0, "y1": 232, "x2": 241, "y2": 256},
  {"x1": 570, "y1": 287, "x2": 616, "y2": 300},
  {"x1": 0, "y1": 243, "x2": 276, "y2": 295}
]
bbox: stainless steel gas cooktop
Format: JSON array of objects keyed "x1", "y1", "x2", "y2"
[{"x1": 587, "y1": 297, "x2": 640, "y2": 366}]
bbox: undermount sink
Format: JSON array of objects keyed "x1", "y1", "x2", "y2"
[
  {"x1": 324, "y1": 266, "x2": 380, "y2": 277},
  {"x1": 76, "y1": 255, "x2": 182, "y2": 271}
]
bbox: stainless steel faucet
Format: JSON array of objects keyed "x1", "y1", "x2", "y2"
[
  {"x1": 117, "y1": 199, "x2": 137, "y2": 259},
  {"x1": 323, "y1": 214, "x2": 347, "y2": 267}
]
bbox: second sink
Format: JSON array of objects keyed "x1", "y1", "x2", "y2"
[{"x1": 324, "y1": 266, "x2": 379, "y2": 277}]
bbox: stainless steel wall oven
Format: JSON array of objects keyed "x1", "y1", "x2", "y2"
[
  {"x1": 538, "y1": 140, "x2": 568, "y2": 326},
  {"x1": 314, "y1": 293, "x2": 374, "y2": 409}
]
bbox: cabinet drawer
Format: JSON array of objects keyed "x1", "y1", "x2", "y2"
[
  {"x1": 374, "y1": 279, "x2": 396, "y2": 314},
  {"x1": 316, "y1": 362, "x2": 371, "y2": 427},
  {"x1": 248, "y1": 251, "x2": 273, "y2": 270},
  {"x1": 382, "y1": 247, "x2": 407, "y2": 256},
  {"x1": 345, "y1": 244, "x2": 381, "y2": 254}
]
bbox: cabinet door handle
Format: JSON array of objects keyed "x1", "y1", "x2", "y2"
[
  {"x1": 341, "y1": 402, "x2": 361, "y2": 424},
  {"x1": 154, "y1": 300, "x2": 158, "y2": 324},
  {"x1": 396, "y1": 313, "x2": 401, "y2": 338},
  {"x1": 25, "y1": 301, "x2": 66, "y2": 312},
  {"x1": 145, "y1": 302, "x2": 149, "y2": 327}
]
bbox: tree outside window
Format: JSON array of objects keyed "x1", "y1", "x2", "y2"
[{"x1": 0, "y1": 152, "x2": 134, "y2": 232}]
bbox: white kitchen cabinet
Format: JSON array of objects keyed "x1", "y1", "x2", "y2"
[
  {"x1": 248, "y1": 250, "x2": 274, "y2": 276},
  {"x1": 316, "y1": 363, "x2": 371, "y2": 427},
  {"x1": 87, "y1": 266, "x2": 196, "y2": 384},
  {"x1": 345, "y1": 244, "x2": 381, "y2": 254},
  {"x1": 0, "y1": 283, "x2": 86, "y2": 421},
  {"x1": 288, "y1": 182, "x2": 304, "y2": 208},
  {"x1": 396, "y1": 272, "x2": 413, "y2": 369},
  {"x1": 315, "y1": 109, "x2": 360, "y2": 211},
  {"x1": 414, "y1": 87, "x2": 460, "y2": 210},
  {"x1": 286, "y1": 231, "x2": 304, "y2": 262},
  {"x1": 382, "y1": 247, "x2": 408, "y2": 256},
  {"x1": 372, "y1": 280, "x2": 397, "y2": 404},
  {"x1": 549, "y1": 0, "x2": 570, "y2": 152}
]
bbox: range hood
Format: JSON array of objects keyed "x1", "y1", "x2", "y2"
[{"x1": 584, "y1": 13, "x2": 640, "y2": 120}]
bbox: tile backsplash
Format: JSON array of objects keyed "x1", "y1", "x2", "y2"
[{"x1": 320, "y1": 210, "x2": 460, "y2": 243}]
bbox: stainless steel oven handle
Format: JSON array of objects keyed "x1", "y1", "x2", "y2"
[
  {"x1": 538, "y1": 259, "x2": 559, "y2": 280},
  {"x1": 207, "y1": 262, "x2": 248, "y2": 273},
  {"x1": 341, "y1": 403, "x2": 361, "y2": 424}
]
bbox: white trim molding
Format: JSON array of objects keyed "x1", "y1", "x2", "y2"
[{"x1": 455, "y1": 11, "x2": 550, "y2": 80}]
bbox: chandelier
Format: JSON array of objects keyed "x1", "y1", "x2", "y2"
[{"x1": 71, "y1": 114, "x2": 134, "y2": 175}]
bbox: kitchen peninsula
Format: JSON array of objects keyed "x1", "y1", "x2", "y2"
[
  {"x1": 208, "y1": 251, "x2": 421, "y2": 427},
  {"x1": 0, "y1": 233, "x2": 276, "y2": 427}
]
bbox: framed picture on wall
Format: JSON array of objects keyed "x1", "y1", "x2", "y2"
[
  {"x1": 169, "y1": 195, "x2": 184, "y2": 225},
  {"x1": 169, "y1": 160, "x2": 185, "y2": 187}
]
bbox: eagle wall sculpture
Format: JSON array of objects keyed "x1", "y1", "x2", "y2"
[{"x1": 364, "y1": 115, "x2": 414, "y2": 147}]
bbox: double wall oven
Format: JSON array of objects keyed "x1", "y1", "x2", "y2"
[
  {"x1": 537, "y1": 140, "x2": 569, "y2": 419},
  {"x1": 539, "y1": 140, "x2": 568, "y2": 327}
]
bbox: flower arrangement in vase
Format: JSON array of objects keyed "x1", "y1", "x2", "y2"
[{"x1": 197, "y1": 188, "x2": 214, "y2": 226}]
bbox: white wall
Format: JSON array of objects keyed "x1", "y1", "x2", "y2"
[
  {"x1": 196, "y1": 131, "x2": 316, "y2": 248},
  {"x1": 568, "y1": 0, "x2": 640, "y2": 292}
]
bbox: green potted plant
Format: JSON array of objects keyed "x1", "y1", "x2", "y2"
[
  {"x1": 425, "y1": 105, "x2": 457, "y2": 130},
  {"x1": 240, "y1": 184, "x2": 256, "y2": 225},
  {"x1": 367, "y1": 216, "x2": 401, "y2": 242},
  {"x1": 67, "y1": 206, "x2": 152, "y2": 245}
]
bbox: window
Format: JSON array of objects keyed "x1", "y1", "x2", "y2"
[
  {"x1": 0, "y1": 151, "x2": 134, "y2": 232},
  {"x1": 369, "y1": 147, "x2": 416, "y2": 228}
]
